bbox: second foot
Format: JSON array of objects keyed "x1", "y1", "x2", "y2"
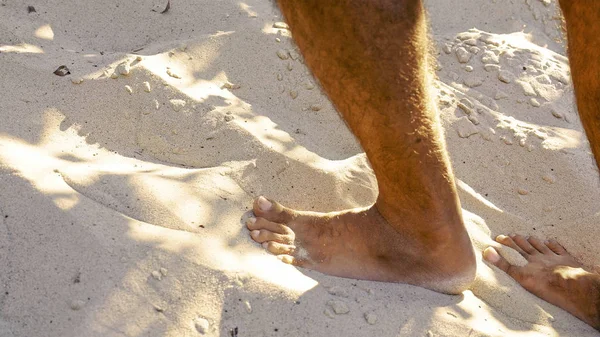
[
  {"x1": 484, "y1": 235, "x2": 600, "y2": 330},
  {"x1": 246, "y1": 196, "x2": 476, "y2": 294}
]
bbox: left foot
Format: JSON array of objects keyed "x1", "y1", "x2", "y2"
[{"x1": 484, "y1": 235, "x2": 600, "y2": 330}]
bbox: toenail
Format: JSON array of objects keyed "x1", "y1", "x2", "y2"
[
  {"x1": 251, "y1": 230, "x2": 260, "y2": 237},
  {"x1": 262, "y1": 242, "x2": 269, "y2": 249},
  {"x1": 258, "y1": 196, "x2": 272, "y2": 211},
  {"x1": 246, "y1": 217, "x2": 256, "y2": 225},
  {"x1": 496, "y1": 234, "x2": 507, "y2": 240},
  {"x1": 544, "y1": 240, "x2": 550, "y2": 245}
]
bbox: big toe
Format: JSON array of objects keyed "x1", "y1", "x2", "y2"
[
  {"x1": 252, "y1": 196, "x2": 295, "y2": 223},
  {"x1": 483, "y1": 247, "x2": 501, "y2": 264},
  {"x1": 483, "y1": 246, "x2": 521, "y2": 279}
]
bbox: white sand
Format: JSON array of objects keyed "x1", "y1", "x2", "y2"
[{"x1": 1, "y1": 0, "x2": 599, "y2": 336}]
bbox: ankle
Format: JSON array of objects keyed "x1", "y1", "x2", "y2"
[
  {"x1": 371, "y1": 201, "x2": 476, "y2": 294},
  {"x1": 375, "y1": 195, "x2": 462, "y2": 230}
]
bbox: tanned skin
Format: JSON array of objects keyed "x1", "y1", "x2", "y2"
[
  {"x1": 485, "y1": 0, "x2": 600, "y2": 331},
  {"x1": 560, "y1": 0, "x2": 600, "y2": 163},
  {"x1": 484, "y1": 236, "x2": 600, "y2": 330},
  {"x1": 246, "y1": 0, "x2": 475, "y2": 295}
]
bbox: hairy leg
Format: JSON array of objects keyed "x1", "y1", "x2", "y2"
[
  {"x1": 484, "y1": 236, "x2": 600, "y2": 331},
  {"x1": 247, "y1": 0, "x2": 476, "y2": 294},
  {"x1": 559, "y1": 0, "x2": 600, "y2": 167}
]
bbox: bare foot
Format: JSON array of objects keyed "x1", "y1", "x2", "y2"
[
  {"x1": 484, "y1": 235, "x2": 600, "y2": 330},
  {"x1": 246, "y1": 196, "x2": 476, "y2": 294}
]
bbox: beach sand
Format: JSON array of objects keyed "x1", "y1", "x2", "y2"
[{"x1": 1, "y1": 0, "x2": 599, "y2": 336}]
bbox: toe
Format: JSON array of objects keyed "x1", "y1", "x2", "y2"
[
  {"x1": 545, "y1": 239, "x2": 568, "y2": 255},
  {"x1": 511, "y1": 235, "x2": 538, "y2": 256},
  {"x1": 483, "y1": 247, "x2": 511, "y2": 272},
  {"x1": 527, "y1": 236, "x2": 551, "y2": 254},
  {"x1": 495, "y1": 234, "x2": 527, "y2": 257},
  {"x1": 246, "y1": 217, "x2": 292, "y2": 235},
  {"x1": 262, "y1": 241, "x2": 296, "y2": 255},
  {"x1": 252, "y1": 196, "x2": 296, "y2": 224},
  {"x1": 483, "y1": 247, "x2": 523, "y2": 280},
  {"x1": 250, "y1": 229, "x2": 293, "y2": 244}
]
